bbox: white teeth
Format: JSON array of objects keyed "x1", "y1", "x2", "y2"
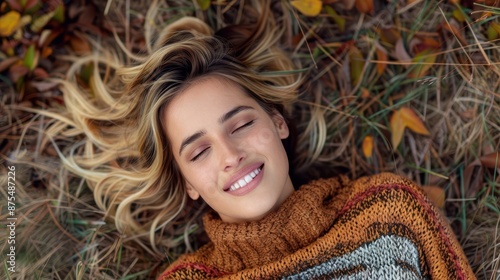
[
  {"x1": 238, "y1": 179, "x2": 246, "y2": 187},
  {"x1": 228, "y1": 167, "x2": 261, "y2": 191},
  {"x1": 244, "y1": 175, "x2": 252, "y2": 183}
]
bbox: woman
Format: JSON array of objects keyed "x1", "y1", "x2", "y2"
[{"x1": 52, "y1": 2, "x2": 475, "y2": 279}]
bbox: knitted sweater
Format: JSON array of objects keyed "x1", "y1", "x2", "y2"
[{"x1": 159, "y1": 173, "x2": 475, "y2": 279}]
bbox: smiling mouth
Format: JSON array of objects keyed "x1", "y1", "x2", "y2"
[{"x1": 225, "y1": 164, "x2": 264, "y2": 192}]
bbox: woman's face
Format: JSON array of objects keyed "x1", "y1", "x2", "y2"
[{"x1": 163, "y1": 76, "x2": 294, "y2": 223}]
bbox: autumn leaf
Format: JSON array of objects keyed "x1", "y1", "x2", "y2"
[
  {"x1": 479, "y1": 152, "x2": 500, "y2": 169},
  {"x1": 452, "y1": 8, "x2": 467, "y2": 22},
  {"x1": 0, "y1": 11, "x2": 21, "y2": 37},
  {"x1": 23, "y1": 44, "x2": 39, "y2": 71},
  {"x1": 362, "y1": 135, "x2": 374, "y2": 158},
  {"x1": 196, "y1": 0, "x2": 210, "y2": 10},
  {"x1": 349, "y1": 46, "x2": 364, "y2": 86},
  {"x1": 487, "y1": 22, "x2": 500, "y2": 41},
  {"x1": 420, "y1": 185, "x2": 445, "y2": 209},
  {"x1": 355, "y1": 0, "x2": 374, "y2": 14},
  {"x1": 375, "y1": 43, "x2": 388, "y2": 75},
  {"x1": 378, "y1": 27, "x2": 400, "y2": 46},
  {"x1": 70, "y1": 34, "x2": 91, "y2": 54},
  {"x1": 409, "y1": 49, "x2": 438, "y2": 78},
  {"x1": 390, "y1": 107, "x2": 430, "y2": 149},
  {"x1": 291, "y1": 0, "x2": 322, "y2": 17},
  {"x1": 325, "y1": 6, "x2": 345, "y2": 32}
]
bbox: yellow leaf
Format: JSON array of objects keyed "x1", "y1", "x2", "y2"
[
  {"x1": 390, "y1": 107, "x2": 430, "y2": 149},
  {"x1": 390, "y1": 109, "x2": 405, "y2": 149},
  {"x1": 452, "y1": 8, "x2": 467, "y2": 23},
  {"x1": 0, "y1": 11, "x2": 21, "y2": 37},
  {"x1": 420, "y1": 185, "x2": 445, "y2": 209},
  {"x1": 291, "y1": 0, "x2": 322, "y2": 17},
  {"x1": 409, "y1": 49, "x2": 437, "y2": 78},
  {"x1": 362, "y1": 135, "x2": 374, "y2": 158},
  {"x1": 375, "y1": 44, "x2": 388, "y2": 75},
  {"x1": 196, "y1": 0, "x2": 210, "y2": 10},
  {"x1": 349, "y1": 46, "x2": 364, "y2": 86},
  {"x1": 400, "y1": 107, "x2": 430, "y2": 135},
  {"x1": 491, "y1": 22, "x2": 500, "y2": 34},
  {"x1": 355, "y1": 0, "x2": 373, "y2": 14}
]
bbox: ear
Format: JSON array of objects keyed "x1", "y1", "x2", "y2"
[
  {"x1": 271, "y1": 111, "x2": 289, "y2": 139},
  {"x1": 185, "y1": 181, "x2": 200, "y2": 200}
]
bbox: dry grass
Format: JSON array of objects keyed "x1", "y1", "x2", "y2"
[{"x1": 1, "y1": 0, "x2": 499, "y2": 279}]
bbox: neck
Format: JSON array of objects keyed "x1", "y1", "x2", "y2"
[{"x1": 202, "y1": 177, "x2": 345, "y2": 272}]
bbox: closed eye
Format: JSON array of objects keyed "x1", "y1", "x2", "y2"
[
  {"x1": 232, "y1": 120, "x2": 255, "y2": 133},
  {"x1": 191, "y1": 147, "x2": 210, "y2": 162}
]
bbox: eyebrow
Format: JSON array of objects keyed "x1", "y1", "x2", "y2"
[{"x1": 178, "y1": 105, "x2": 255, "y2": 156}]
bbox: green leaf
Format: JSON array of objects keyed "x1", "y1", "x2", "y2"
[
  {"x1": 325, "y1": 6, "x2": 345, "y2": 32},
  {"x1": 349, "y1": 46, "x2": 364, "y2": 86},
  {"x1": 196, "y1": 0, "x2": 210, "y2": 10},
  {"x1": 54, "y1": 5, "x2": 65, "y2": 23},
  {"x1": 23, "y1": 45, "x2": 36, "y2": 70}
]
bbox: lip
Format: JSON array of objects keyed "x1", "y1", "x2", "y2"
[{"x1": 224, "y1": 162, "x2": 264, "y2": 196}]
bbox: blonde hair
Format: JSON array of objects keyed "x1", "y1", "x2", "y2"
[{"x1": 44, "y1": 2, "x2": 305, "y2": 254}]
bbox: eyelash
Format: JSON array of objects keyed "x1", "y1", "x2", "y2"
[
  {"x1": 232, "y1": 120, "x2": 255, "y2": 133},
  {"x1": 190, "y1": 120, "x2": 255, "y2": 162}
]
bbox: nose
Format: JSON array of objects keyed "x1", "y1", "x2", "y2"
[{"x1": 219, "y1": 137, "x2": 246, "y2": 171}]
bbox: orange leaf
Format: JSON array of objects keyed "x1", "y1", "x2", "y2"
[
  {"x1": 361, "y1": 87, "x2": 370, "y2": 98},
  {"x1": 400, "y1": 107, "x2": 430, "y2": 135},
  {"x1": 479, "y1": 152, "x2": 500, "y2": 169},
  {"x1": 355, "y1": 0, "x2": 374, "y2": 14},
  {"x1": 390, "y1": 109, "x2": 405, "y2": 149},
  {"x1": 349, "y1": 46, "x2": 364, "y2": 86},
  {"x1": 420, "y1": 185, "x2": 445, "y2": 209},
  {"x1": 291, "y1": 0, "x2": 322, "y2": 17},
  {"x1": 375, "y1": 44, "x2": 388, "y2": 75},
  {"x1": 378, "y1": 27, "x2": 400, "y2": 46},
  {"x1": 362, "y1": 135, "x2": 374, "y2": 158},
  {"x1": 390, "y1": 107, "x2": 430, "y2": 149},
  {"x1": 0, "y1": 11, "x2": 21, "y2": 37},
  {"x1": 70, "y1": 34, "x2": 91, "y2": 54}
]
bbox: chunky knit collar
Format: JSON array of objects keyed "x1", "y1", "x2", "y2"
[{"x1": 202, "y1": 176, "x2": 349, "y2": 272}]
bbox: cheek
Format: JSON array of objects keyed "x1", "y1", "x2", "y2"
[
  {"x1": 185, "y1": 164, "x2": 219, "y2": 197},
  {"x1": 239, "y1": 127, "x2": 285, "y2": 160}
]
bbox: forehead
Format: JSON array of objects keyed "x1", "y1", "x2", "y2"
[{"x1": 167, "y1": 76, "x2": 256, "y2": 116}]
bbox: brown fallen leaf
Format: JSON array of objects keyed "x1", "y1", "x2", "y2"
[
  {"x1": 355, "y1": 0, "x2": 374, "y2": 14},
  {"x1": 378, "y1": 27, "x2": 400, "y2": 46},
  {"x1": 349, "y1": 46, "x2": 364, "y2": 86},
  {"x1": 463, "y1": 152, "x2": 499, "y2": 197},
  {"x1": 375, "y1": 43, "x2": 388, "y2": 75},
  {"x1": 479, "y1": 152, "x2": 500, "y2": 169},
  {"x1": 69, "y1": 33, "x2": 92, "y2": 54},
  {"x1": 420, "y1": 185, "x2": 445, "y2": 209},
  {"x1": 0, "y1": 57, "x2": 19, "y2": 72}
]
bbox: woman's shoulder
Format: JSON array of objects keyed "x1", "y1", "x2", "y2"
[{"x1": 301, "y1": 172, "x2": 423, "y2": 201}]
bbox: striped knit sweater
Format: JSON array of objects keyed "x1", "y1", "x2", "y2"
[{"x1": 159, "y1": 173, "x2": 475, "y2": 279}]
